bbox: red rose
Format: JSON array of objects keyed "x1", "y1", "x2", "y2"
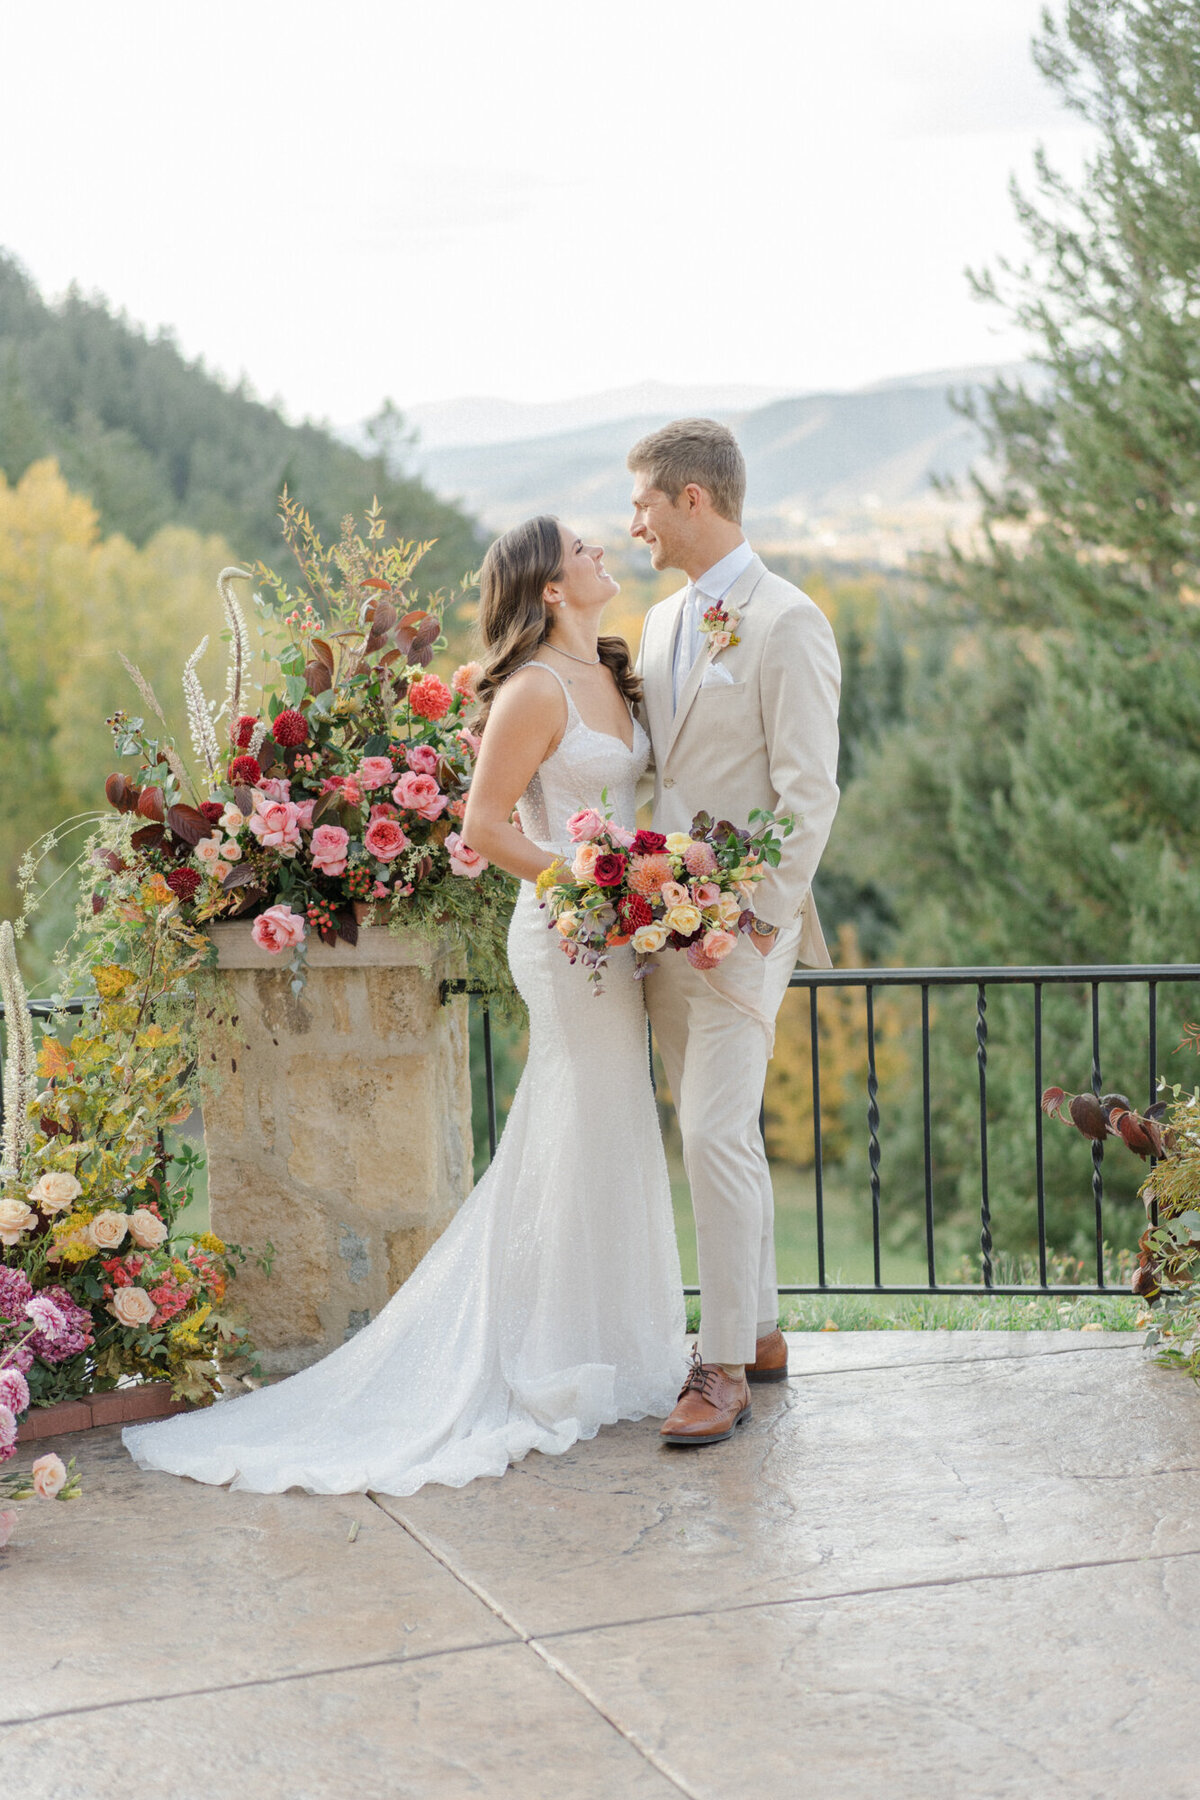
[
  {"x1": 232, "y1": 715, "x2": 259, "y2": 748},
  {"x1": 272, "y1": 708, "x2": 309, "y2": 747},
  {"x1": 593, "y1": 852, "x2": 627, "y2": 888},
  {"x1": 228, "y1": 755, "x2": 262, "y2": 784},
  {"x1": 631, "y1": 829, "x2": 667, "y2": 855}
]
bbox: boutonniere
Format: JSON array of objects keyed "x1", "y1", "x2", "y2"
[{"x1": 699, "y1": 600, "x2": 741, "y2": 659}]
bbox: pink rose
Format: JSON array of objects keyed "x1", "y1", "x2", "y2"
[
  {"x1": 373, "y1": 880, "x2": 392, "y2": 898},
  {"x1": 392, "y1": 772, "x2": 446, "y2": 820},
  {"x1": 358, "y1": 756, "x2": 395, "y2": 791},
  {"x1": 405, "y1": 745, "x2": 440, "y2": 776},
  {"x1": 368, "y1": 802, "x2": 398, "y2": 822},
  {"x1": 364, "y1": 818, "x2": 411, "y2": 861},
  {"x1": 310, "y1": 824, "x2": 350, "y2": 877},
  {"x1": 250, "y1": 904, "x2": 307, "y2": 954},
  {"x1": 248, "y1": 798, "x2": 302, "y2": 855},
  {"x1": 456, "y1": 728, "x2": 482, "y2": 757},
  {"x1": 609, "y1": 824, "x2": 636, "y2": 849},
  {"x1": 703, "y1": 928, "x2": 739, "y2": 963},
  {"x1": 293, "y1": 799, "x2": 316, "y2": 830},
  {"x1": 259, "y1": 778, "x2": 291, "y2": 802},
  {"x1": 0, "y1": 1509, "x2": 17, "y2": 1546},
  {"x1": 340, "y1": 778, "x2": 364, "y2": 808},
  {"x1": 660, "y1": 881, "x2": 689, "y2": 909},
  {"x1": 445, "y1": 832, "x2": 488, "y2": 878},
  {"x1": 31, "y1": 1453, "x2": 67, "y2": 1499},
  {"x1": 567, "y1": 809, "x2": 606, "y2": 843},
  {"x1": 692, "y1": 881, "x2": 721, "y2": 907}
]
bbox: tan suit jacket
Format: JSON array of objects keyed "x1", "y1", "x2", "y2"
[{"x1": 635, "y1": 553, "x2": 841, "y2": 968}]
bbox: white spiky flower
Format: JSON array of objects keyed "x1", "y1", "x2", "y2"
[
  {"x1": 0, "y1": 920, "x2": 37, "y2": 1174},
  {"x1": 218, "y1": 567, "x2": 253, "y2": 725},
  {"x1": 248, "y1": 719, "x2": 269, "y2": 761},
  {"x1": 182, "y1": 638, "x2": 221, "y2": 784}
]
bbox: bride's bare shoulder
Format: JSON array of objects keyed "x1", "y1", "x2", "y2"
[{"x1": 483, "y1": 662, "x2": 568, "y2": 751}]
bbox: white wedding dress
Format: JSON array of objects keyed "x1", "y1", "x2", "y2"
[{"x1": 123, "y1": 665, "x2": 686, "y2": 1496}]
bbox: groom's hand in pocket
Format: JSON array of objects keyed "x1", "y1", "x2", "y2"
[{"x1": 751, "y1": 928, "x2": 778, "y2": 958}]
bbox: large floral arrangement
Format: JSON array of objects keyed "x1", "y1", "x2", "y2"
[
  {"x1": 0, "y1": 897, "x2": 259, "y2": 1429},
  {"x1": 536, "y1": 807, "x2": 792, "y2": 989},
  {"x1": 92, "y1": 495, "x2": 512, "y2": 991}
]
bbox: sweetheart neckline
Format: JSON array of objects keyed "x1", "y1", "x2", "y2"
[{"x1": 544, "y1": 713, "x2": 645, "y2": 759}]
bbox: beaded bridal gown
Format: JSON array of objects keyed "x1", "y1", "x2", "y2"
[{"x1": 123, "y1": 666, "x2": 686, "y2": 1496}]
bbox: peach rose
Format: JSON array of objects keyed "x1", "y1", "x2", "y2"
[
  {"x1": 702, "y1": 928, "x2": 739, "y2": 963},
  {"x1": 572, "y1": 843, "x2": 601, "y2": 882},
  {"x1": 631, "y1": 921, "x2": 669, "y2": 954},
  {"x1": 445, "y1": 832, "x2": 488, "y2": 878},
  {"x1": 250, "y1": 904, "x2": 307, "y2": 954},
  {"x1": 451, "y1": 661, "x2": 482, "y2": 702},
  {"x1": 88, "y1": 1210, "x2": 129, "y2": 1251},
  {"x1": 127, "y1": 1207, "x2": 168, "y2": 1250},
  {"x1": 0, "y1": 1198, "x2": 37, "y2": 1246},
  {"x1": 27, "y1": 1171, "x2": 81, "y2": 1216},
  {"x1": 660, "y1": 881, "x2": 689, "y2": 909},
  {"x1": 109, "y1": 1286, "x2": 156, "y2": 1329},
  {"x1": 31, "y1": 1453, "x2": 67, "y2": 1499}
]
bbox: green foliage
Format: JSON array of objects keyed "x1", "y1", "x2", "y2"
[
  {"x1": 826, "y1": 1, "x2": 1200, "y2": 1261},
  {"x1": 0, "y1": 250, "x2": 481, "y2": 592}
]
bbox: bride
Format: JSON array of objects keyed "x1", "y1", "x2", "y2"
[{"x1": 123, "y1": 517, "x2": 686, "y2": 1496}]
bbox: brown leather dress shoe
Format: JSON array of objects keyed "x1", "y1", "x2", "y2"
[
  {"x1": 660, "y1": 1349, "x2": 752, "y2": 1446},
  {"x1": 746, "y1": 1328, "x2": 788, "y2": 1384}
]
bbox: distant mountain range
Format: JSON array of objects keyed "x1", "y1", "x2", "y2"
[{"x1": 403, "y1": 365, "x2": 1028, "y2": 545}]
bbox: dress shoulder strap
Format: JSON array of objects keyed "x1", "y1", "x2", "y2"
[{"x1": 514, "y1": 659, "x2": 579, "y2": 718}]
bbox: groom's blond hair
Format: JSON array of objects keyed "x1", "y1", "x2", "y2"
[{"x1": 626, "y1": 418, "x2": 746, "y2": 524}]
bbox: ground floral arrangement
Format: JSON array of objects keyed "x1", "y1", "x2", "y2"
[
  {"x1": 1043, "y1": 1072, "x2": 1200, "y2": 1375},
  {"x1": 89, "y1": 494, "x2": 513, "y2": 995},
  {"x1": 537, "y1": 806, "x2": 791, "y2": 990}
]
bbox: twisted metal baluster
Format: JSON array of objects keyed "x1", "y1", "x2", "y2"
[
  {"x1": 977, "y1": 983, "x2": 993, "y2": 1288},
  {"x1": 1091, "y1": 982, "x2": 1105, "y2": 1287},
  {"x1": 866, "y1": 983, "x2": 881, "y2": 1287}
]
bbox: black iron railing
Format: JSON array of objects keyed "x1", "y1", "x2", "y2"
[{"x1": 444, "y1": 964, "x2": 1200, "y2": 1300}]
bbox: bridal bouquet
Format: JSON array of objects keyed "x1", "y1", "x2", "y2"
[{"x1": 536, "y1": 806, "x2": 792, "y2": 989}]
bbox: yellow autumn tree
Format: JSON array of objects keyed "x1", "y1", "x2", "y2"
[{"x1": 0, "y1": 459, "x2": 232, "y2": 930}]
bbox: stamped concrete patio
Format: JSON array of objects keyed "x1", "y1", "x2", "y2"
[{"x1": 1, "y1": 1330, "x2": 1196, "y2": 1800}]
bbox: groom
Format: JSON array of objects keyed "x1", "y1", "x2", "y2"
[{"x1": 629, "y1": 419, "x2": 841, "y2": 1446}]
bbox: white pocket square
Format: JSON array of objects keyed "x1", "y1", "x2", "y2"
[{"x1": 701, "y1": 662, "x2": 736, "y2": 687}]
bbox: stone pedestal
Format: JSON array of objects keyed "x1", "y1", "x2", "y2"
[{"x1": 202, "y1": 924, "x2": 473, "y2": 1376}]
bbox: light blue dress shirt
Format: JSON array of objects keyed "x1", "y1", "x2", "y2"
[{"x1": 672, "y1": 538, "x2": 754, "y2": 709}]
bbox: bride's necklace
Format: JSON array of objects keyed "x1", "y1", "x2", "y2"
[{"x1": 545, "y1": 642, "x2": 600, "y2": 685}]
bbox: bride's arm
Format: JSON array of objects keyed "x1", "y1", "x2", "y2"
[{"x1": 461, "y1": 669, "x2": 567, "y2": 883}]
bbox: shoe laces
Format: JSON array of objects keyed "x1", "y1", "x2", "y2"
[{"x1": 677, "y1": 1345, "x2": 722, "y2": 1403}]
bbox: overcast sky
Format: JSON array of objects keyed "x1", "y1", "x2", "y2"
[{"x1": 1, "y1": 1, "x2": 1090, "y2": 422}]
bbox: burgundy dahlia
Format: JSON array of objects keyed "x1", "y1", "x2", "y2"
[
  {"x1": 272, "y1": 708, "x2": 309, "y2": 747},
  {"x1": 165, "y1": 867, "x2": 202, "y2": 901},
  {"x1": 200, "y1": 801, "x2": 224, "y2": 825},
  {"x1": 232, "y1": 715, "x2": 259, "y2": 748},
  {"x1": 228, "y1": 755, "x2": 262, "y2": 785}
]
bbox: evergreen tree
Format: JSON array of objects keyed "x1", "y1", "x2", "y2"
[{"x1": 830, "y1": 0, "x2": 1200, "y2": 1260}]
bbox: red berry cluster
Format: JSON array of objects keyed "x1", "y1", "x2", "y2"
[
  {"x1": 617, "y1": 894, "x2": 653, "y2": 932},
  {"x1": 272, "y1": 708, "x2": 309, "y2": 747},
  {"x1": 232, "y1": 715, "x2": 259, "y2": 748},
  {"x1": 228, "y1": 755, "x2": 262, "y2": 785},
  {"x1": 345, "y1": 866, "x2": 373, "y2": 898},
  {"x1": 305, "y1": 898, "x2": 338, "y2": 936},
  {"x1": 165, "y1": 867, "x2": 202, "y2": 900}
]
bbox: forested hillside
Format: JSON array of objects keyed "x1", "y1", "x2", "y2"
[{"x1": 0, "y1": 252, "x2": 481, "y2": 588}]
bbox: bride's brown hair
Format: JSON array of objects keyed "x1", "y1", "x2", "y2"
[{"x1": 475, "y1": 515, "x2": 642, "y2": 730}]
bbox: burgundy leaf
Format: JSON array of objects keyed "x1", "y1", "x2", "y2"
[
  {"x1": 1068, "y1": 1093, "x2": 1109, "y2": 1142},
  {"x1": 166, "y1": 803, "x2": 210, "y2": 847},
  {"x1": 234, "y1": 784, "x2": 256, "y2": 815},
  {"x1": 130, "y1": 824, "x2": 166, "y2": 850},
  {"x1": 1040, "y1": 1086, "x2": 1066, "y2": 1117},
  {"x1": 305, "y1": 659, "x2": 332, "y2": 695}
]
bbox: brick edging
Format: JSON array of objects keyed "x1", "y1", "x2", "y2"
[{"x1": 16, "y1": 1383, "x2": 193, "y2": 1442}]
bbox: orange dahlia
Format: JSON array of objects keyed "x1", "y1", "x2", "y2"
[{"x1": 628, "y1": 854, "x2": 674, "y2": 896}]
